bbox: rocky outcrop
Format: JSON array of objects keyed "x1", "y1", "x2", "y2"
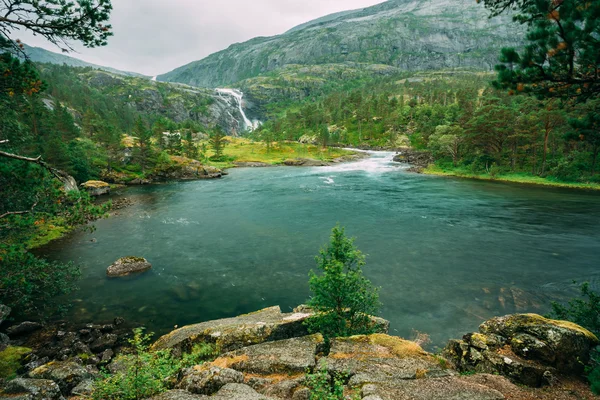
[
  {"x1": 80, "y1": 180, "x2": 110, "y2": 196},
  {"x1": 151, "y1": 306, "x2": 314, "y2": 354},
  {"x1": 443, "y1": 313, "x2": 599, "y2": 387},
  {"x1": 152, "y1": 157, "x2": 223, "y2": 181},
  {"x1": 283, "y1": 158, "x2": 330, "y2": 167},
  {"x1": 393, "y1": 149, "x2": 433, "y2": 170},
  {"x1": 106, "y1": 256, "x2": 152, "y2": 278}
]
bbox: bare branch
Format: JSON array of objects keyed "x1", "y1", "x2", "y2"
[{"x1": 0, "y1": 199, "x2": 38, "y2": 219}]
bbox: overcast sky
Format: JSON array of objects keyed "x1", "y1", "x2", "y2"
[{"x1": 17, "y1": 0, "x2": 384, "y2": 76}]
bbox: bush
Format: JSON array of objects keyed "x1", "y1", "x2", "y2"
[
  {"x1": 549, "y1": 282, "x2": 600, "y2": 394},
  {"x1": 305, "y1": 361, "x2": 358, "y2": 400},
  {"x1": 92, "y1": 328, "x2": 181, "y2": 400},
  {"x1": 306, "y1": 225, "x2": 380, "y2": 340}
]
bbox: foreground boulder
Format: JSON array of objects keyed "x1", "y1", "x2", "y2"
[
  {"x1": 443, "y1": 313, "x2": 599, "y2": 387},
  {"x1": 1, "y1": 378, "x2": 63, "y2": 400},
  {"x1": 151, "y1": 306, "x2": 312, "y2": 354},
  {"x1": 80, "y1": 180, "x2": 110, "y2": 196},
  {"x1": 107, "y1": 256, "x2": 152, "y2": 278},
  {"x1": 28, "y1": 360, "x2": 92, "y2": 394},
  {"x1": 178, "y1": 366, "x2": 243, "y2": 395}
]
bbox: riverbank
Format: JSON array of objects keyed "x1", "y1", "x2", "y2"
[{"x1": 422, "y1": 165, "x2": 600, "y2": 191}]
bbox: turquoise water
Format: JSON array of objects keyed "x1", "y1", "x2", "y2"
[{"x1": 38, "y1": 152, "x2": 600, "y2": 348}]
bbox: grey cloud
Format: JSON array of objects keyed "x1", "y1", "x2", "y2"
[{"x1": 17, "y1": 0, "x2": 384, "y2": 76}]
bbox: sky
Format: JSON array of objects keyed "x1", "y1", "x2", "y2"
[{"x1": 16, "y1": 0, "x2": 385, "y2": 76}]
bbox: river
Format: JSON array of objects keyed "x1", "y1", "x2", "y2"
[{"x1": 37, "y1": 151, "x2": 600, "y2": 348}]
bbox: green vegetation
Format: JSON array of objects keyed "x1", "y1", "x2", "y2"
[
  {"x1": 306, "y1": 225, "x2": 380, "y2": 341},
  {"x1": 305, "y1": 361, "x2": 358, "y2": 400},
  {"x1": 549, "y1": 283, "x2": 600, "y2": 394},
  {"x1": 92, "y1": 328, "x2": 217, "y2": 400},
  {"x1": 0, "y1": 347, "x2": 31, "y2": 380}
]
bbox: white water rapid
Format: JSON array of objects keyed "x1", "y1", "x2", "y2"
[{"x1": 215, "y1": 88, "x2": 261, "y2": 132}]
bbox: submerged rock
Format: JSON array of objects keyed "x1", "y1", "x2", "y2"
[
  {"x1": 443, "y1": 313, "x2": 599, "y2": 387},
  {"x1": 80, "y1": 180, "x2": 110, "y2": 196},
  {"x1": 106, "y1": 256, "x2": 152, "y2": 278}
]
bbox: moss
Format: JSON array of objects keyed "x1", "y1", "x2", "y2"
[
  {"x1": 521, "y1": 314, "x2": 599, "y2": 343},
  {"x1": 0, "y1": 347, "x2": 32, "y2": 379},
  {"x1": 369, "y1": 334, "x2": 430, "y2": 359},
  {"x1": 82, "y1": 180, "x2": 110, "y2": 188},
  {"x1": 26, "y1": 218, "x2": 71, "y2": 249}
]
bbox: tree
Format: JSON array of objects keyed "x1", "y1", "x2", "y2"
[
  {"x1": 306, "y1": 225, "x2": 380, "y2": 340},
  {"x1": 486, "y1": 0, "x2": 600, "y2": 103},
  {"x1": 0, "y1": 0, "x2": 113, "y2": 53},
  {"x1": 429, "y1": 125, "x2": 464, "y2": 166},
  {"x1": 96, "y1": 122, "x2": 121, "y2": 173},
  {"x1": 134, "y1": 117, "x2": 153, "y2": 173},
  {"x1": 208, "y1": 127, "x2": 227, "y2": 161}
]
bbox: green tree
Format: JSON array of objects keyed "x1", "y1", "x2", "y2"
[
  {"x1": 486, "y1": 0, "x2": 600, "y2": 102},
  {"x1": 306, "y1": 225, "x2": 381, "y2": 340},
  {"x1": 134, "y1": 117, "x2": 153, "y2": 173},
  {"x1": 208, "y1": 127, "x2": 227, "y2": 161},
  {"x1": 96, "y1": 122, "x2": 121, "y2": 173}
]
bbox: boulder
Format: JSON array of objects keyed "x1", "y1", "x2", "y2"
[
  {"x1": 107, "y1": 256, "x2": 152, "y2": 277},
  {"x1": 147, "y1": 390, "x2": 208, "y2": 400},
  {"x1": 80, "y1": 180, "x2": 110, "y2": 196},
  {"x1": 178, "y1": 366, "x2": 243, "y2": 395},
  {"x1": 71, "y1": 379, "x2": 94, "y2": 396},
  {"x1": 6, "y1": 322, "x2": 42, "y2": 337},
  {"x1": 28, "y1": 361, "x2": 92, "y2": 394},
  {"x1": 324, "y1": 334, "x2": 452, "y2": 387},
  {"x1": 0, "y1": 305, "x2": 10, "y2": 327},
  {"x1": 443, "y1": 313, "x2": 599, "y2": 387},
  {"x1": 89, "y1": 333, "x2": 118, "y2": 352},
  {"x1": 212, "y1": 383, "x2": 277, "y2": 400},
  {"x1": 360, "y1": 377, "x2": 505, "y2": 400},
  {"x1": 1, "y1": 378, "x2": 63, "y2": 400},
  {"x1": 212, "y1": 334, "x2": 323, "y2": 375},
  {"x1": 151, "y1": 306, "x2": 312, "y2": 353},
  {"x1": 393, "y1": 150, "x2": 433, "y2": 170}
]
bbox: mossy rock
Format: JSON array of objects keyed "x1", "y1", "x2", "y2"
[{"x1": 0, "y1": 346, "x2": 31, "y2": 379}]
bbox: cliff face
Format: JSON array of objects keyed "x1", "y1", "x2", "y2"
[{"x1": 158, "y1": 0, "x2": 523, "y2": 88}]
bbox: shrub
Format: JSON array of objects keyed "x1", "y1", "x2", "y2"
[
  {"x1": 92, "y1": 328, "x2": 181, "y2": 400},
  {"x1": 305, "y1": 361, "x2": 358, "y2": 400},
  {"x1": 306, "y1": 225, "x2": 380, "y2": 340},
  {"x1": 549, "y1": 282, "x2": 600, "y2": 394}
]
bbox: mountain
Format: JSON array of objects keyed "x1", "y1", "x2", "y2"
[
  {"x1": 158, "y1": 0, "x2": 523, "y2": 88},
  {"x1": 22, "y1": 44, "x2": 147, "y2": 77}
]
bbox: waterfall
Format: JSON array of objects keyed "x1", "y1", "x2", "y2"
[
  {"x1": 215, "y1": 88, "x2": 261, "y2": 132},
  {"x1": 151, "y1": 76, "x2": 157, "y2": 82}
]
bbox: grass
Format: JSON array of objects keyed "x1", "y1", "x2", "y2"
[
  {"x1": 204, "y1": 137, "x2": 356, "y2": 169},
  {"x1": 423, "y1": 165, "x2": 600, "y2": 191}
]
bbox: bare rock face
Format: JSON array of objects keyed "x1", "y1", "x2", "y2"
[
  {"x1": 106, "y1": 256, "x2": 152, "y2": 278},
  {"x1": 443, "y1": 313, "x2": 599, "y2": 387},
  {"x1": 80, "y1": 180, "x2": 110, "y2": 196}
]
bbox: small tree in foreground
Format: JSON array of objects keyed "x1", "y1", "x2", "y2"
[{"x1": 306, "y1": 225, "x2": 380, "y2": 339}]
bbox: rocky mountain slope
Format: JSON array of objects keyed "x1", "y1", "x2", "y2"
[
  {"x1": 23, "y1": 44, "x2": 146, "y2": 77},
  {"x1": 158, "y1": 0, "x2": 523, "y2": 88}
]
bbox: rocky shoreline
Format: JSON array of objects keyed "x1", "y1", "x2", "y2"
[{"x1": 1, "y1": 305, "x2": 597, "y2": 399}]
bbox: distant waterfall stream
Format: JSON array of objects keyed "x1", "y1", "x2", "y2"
[{"x1": 216, "y1": 88, "x2": 261, "y2": 132}]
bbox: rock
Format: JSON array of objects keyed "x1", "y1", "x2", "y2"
[
  {"x1": 366, "y1": 377, "x2": 505, "y2": 400},
  {"x1": 393, "y1": 149, "x2": 433, "y2": 169},
  {"x1": 146, "y1": 390, "x2": 208, "y2": 400},
  {"x1": 283, "y1": 158, "x2": 329, "y2": 167},
  {"x1": 212, "y1": 383, "x2": 277, "y2": 400},
  {"x1": 443, "y1": 313, "x2": 599, "y2": 387},
  {"x1": 80, "y1": 180, "x2": 110, "y2": 196},
  {"x1": 89, "y1": 333, "x2": 118, "y2": 352},
  {"x1": 106, "y1": 256, "x2": 152, "y2": 277},
  {"x1": 213, "y1": 334, "x2": 323, "y2": 375},
  {"x1": 151, "y1": 306, "x2": 312, "y2": 353},
  {"x1": 0, "y1": 305, "x2": 10, "y2": 327},
  {"x1": 291, "y1": 387, "x2": 310, "y2": 400},
  {"x1": 234, "y1": 162, "x2": 272, "y2": 168},
  {"x1": 28, "y1": 361, "x2": 92, "y2": 394},
  {"x1": 100, "y1": 348, "x2": 114, "y2": 362},
  {"x1": 71, "y1": 379, "x2": 94, "y2": 396},
  {"x1": 6, "y1": 322, "x2": 43, "y2": 337},
  {"x1": 324, "y1": 334, "x2": 452, "y2": 387},
  {"x1": 178, "y1": 366, "x2": 243, "y2": 395},
  {"x1": 2, "y1": 378, "x2": 63, "y2": 400}
]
